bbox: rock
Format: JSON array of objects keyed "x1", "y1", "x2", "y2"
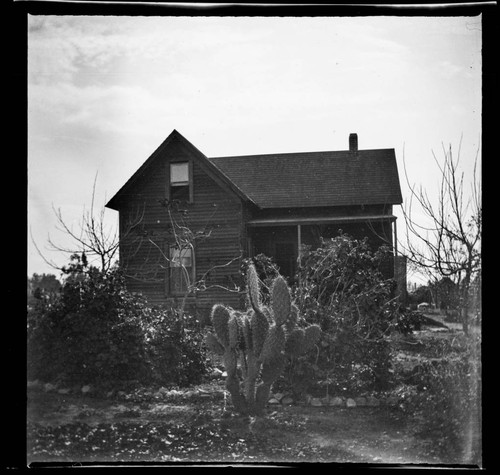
[
  {"x1": 366, "y1": 396, "x2": 380, "y2": 407},
  {"x1": 81, "y1": 385, "x2": 93, "y2": 394},
  {"x1": 268, "y1": 398, "x2": 280, "y2": 405},
  {"x1": 428, "y1": 326, "x2": 449, "y2": 333},
  {"x1": 310, "y1": 398, "x2": 322, "y2": 407},
  {"x1": 57, "y1": 388, "x2": 70, "y2": 395},
  {"x1": 329, "y1": 396, "x2": 344, "y2": 407},
  {"x1": 281, "y1": 396, "x2": 294, "y2": 405},
  {"x1": 354, "y1": 397, "x2": 367, "y2": 407},
  {"x1": 44, "y1": 383, "x2": 57, "y2": 392},
  {"x1": 346, "y1": 398, "x2": 356, "y2": 408}
]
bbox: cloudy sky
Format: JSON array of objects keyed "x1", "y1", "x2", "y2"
[{"x1": 27, "y1": 13, "x2": 482, "y2": 282}]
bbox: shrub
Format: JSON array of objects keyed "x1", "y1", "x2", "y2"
[
  {"x1": 399, "y1": 334, "x2": 481, "y2": 463},
  {"x1": 287, "y1": 234, "x2": 400, "y2": 396},
  {"x1": 144, "y1": 308, "x2": 211, "y2": 387},
  {"x1": 27, "y1": 256, "x2": 210, "y2": 388},
  {"x1": 27, "y1": 265, "x2": 150, "y2": 386}
]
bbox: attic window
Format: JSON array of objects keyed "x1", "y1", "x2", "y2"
[{"x1": 169, "y1": 162, "x2": 192, "y2": 203}]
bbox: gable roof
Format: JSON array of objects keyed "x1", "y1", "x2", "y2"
[
  {"x1": 106, "y1": 130, "x2": 403, "y2": 211},
  {"x1": 106, "y1": 130, "x2": 253, "y2": 210},
  {"x1": 209, "y1": 149, "x2": 403, "y2": 209}
]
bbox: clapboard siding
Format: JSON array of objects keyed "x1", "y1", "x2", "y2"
[{"x1": 116, "y1": 134, "x2": 246, "y2": 311}]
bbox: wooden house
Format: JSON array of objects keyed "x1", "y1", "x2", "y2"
[{"x1": 106, "y1": 130, "x2": 403, "y2": 312}]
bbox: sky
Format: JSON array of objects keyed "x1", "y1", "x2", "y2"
[{"x1": 27, "y1": 13, "x2": 482, "y2": 284}]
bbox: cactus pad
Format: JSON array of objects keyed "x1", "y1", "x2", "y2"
[
  {"x1": 251, "y1": 308, "x2": 269, "y2": 358},
  {"x1": 260, "y1": 324, "x2": 285, "y2": 362},
  {"x1": 205, "y1": 332, "x2": 225, "y2": 355},
  {"x1": 285, "y1": 304, "x2": 299, "y2": 332},
  {"x1": 247, "y1": 263, "x2": 261, "y2": 310},
  {"x1": 271, "y1": 276, "x2": 291, "y2": 326},
  {"x1": 228, "y1": 314, "x2": 239, "y2": 349},
  {"x1": 242, "y1": 313, "x2": 253, "y2": 351},
  {"x1": 211, "y1": 304, "x2": 231, "y2": 348},
  {"x1": 284, "y1": 328, "x2": 305, "y2": 357}
]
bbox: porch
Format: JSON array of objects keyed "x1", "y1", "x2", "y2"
[{"x1": 246, "y1": 215, "x2": 398, "y2": 282}]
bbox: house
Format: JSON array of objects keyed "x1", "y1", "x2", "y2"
[{"x1": 106, "y1": 129, "x2": 404, "y2": 312}]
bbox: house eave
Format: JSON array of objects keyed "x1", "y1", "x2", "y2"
[{"x1": 246, "y1": 214, "x2": 397, "y2": 227}]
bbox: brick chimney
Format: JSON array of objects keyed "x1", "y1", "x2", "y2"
[{"x1": 349, "y1": 133, "x2": 358, "y2": 152}]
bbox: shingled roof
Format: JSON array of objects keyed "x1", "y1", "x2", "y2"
[
  {"x1": 209, "y1": 148, "x2": 403, "y2": 209},
  {"x1": 106, "y1": 130, "x2": 403, "y2": 211}
]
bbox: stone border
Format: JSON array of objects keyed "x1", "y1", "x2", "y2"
[
  {"x1": 269, "y1": 393, "x2": 400, "y2": 408},
  {"x1": 28, "y1": 380, "x2": 401, "y2": 408}
]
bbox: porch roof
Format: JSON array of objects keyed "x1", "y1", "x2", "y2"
[{"x1": 246, "y1": 214, "x2": 397, "y2": 227}]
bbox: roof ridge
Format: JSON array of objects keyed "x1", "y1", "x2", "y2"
[{"x1": 209, "y1": 148, "x2": 395, "y2": 160}]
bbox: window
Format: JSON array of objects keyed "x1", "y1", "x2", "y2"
[
  {"x1": 169, "y1": 162, "x2": 191, "y2": 203},
  {"x1": 169, "y1": 245, "x2": 193, "y2": 294}
]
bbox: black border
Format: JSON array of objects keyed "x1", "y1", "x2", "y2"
[{"x1": 14, "y1": 0, "x2": 495, "y2": 470}]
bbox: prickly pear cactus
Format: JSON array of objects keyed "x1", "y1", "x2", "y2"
[{"x1": 205, "y1": 263, "x2": 321, "y2": 416}]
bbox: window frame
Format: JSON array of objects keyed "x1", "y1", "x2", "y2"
[
  {"x1": 166, "y1": 243, "x2": 195, "y2": 296},
  {"x1": 166, "y1": 160, "x2": 194, "y2": 204}
]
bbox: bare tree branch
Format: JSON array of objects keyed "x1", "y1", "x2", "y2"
[
  {"x1": 398, "y1": 140, "x2": 481, "y2": 334},
  {"x1": 32, "y1": 176, "x2": 119, "y2": 274}
]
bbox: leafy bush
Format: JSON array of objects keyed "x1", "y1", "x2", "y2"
[
  {"x1": 399, "y1": 334, "x2": 481, "y2": 462},
  {"x1": 27, "y1": 256, "x2": 210, "y2": 388},
  {"x1": 284, "y1": 234, "x2": 401, "y2": 396},
  {"x1": 144, "y1": 308, "x2": 211, "y2": 387}
]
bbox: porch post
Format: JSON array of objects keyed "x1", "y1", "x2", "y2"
[
  {"x1": 393, "y1": 219, "x2": 398, "y2": 281},
  {"x1": 297, "y1": 224, "x2": 302, "y2": 264},
  {"x1": 393, "y1": 219, "x2": 398, "y2": 256}
]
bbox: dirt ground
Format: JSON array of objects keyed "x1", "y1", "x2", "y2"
[
  {"x1": 27, "y1": 387, "x2": 464, "y2": 466},
  {"x1": 26, "y1": 316, "x2": 482, "y2": 467}
]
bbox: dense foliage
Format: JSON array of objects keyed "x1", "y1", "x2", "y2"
[
  {"x1": 144, "y1": 309, "x2": 209, "y2": 388},
  {"x1": 27, "y1": 255, "x2": 210, "y2": 388},
  {"x1": 398, "y1": 333, "x2": 481, "y2": 460},
  {"x1": 27, "y1": 273, "x2": 62, "y2": 307},
  {"x1": 282, "y1": 235, "x2": 401, "y2": 396}
]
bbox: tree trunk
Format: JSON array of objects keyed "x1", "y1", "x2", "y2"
[{"x1": 461, "y1": 271, "x2": 472, "y2": 335}]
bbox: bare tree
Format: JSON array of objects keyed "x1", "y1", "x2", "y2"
[
  {"x1": 31, "y1": 175, "x2": 120, "y2": 274},
  {"x1": 401, "y1": 139, "x2": 481, "y2": 334}
]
